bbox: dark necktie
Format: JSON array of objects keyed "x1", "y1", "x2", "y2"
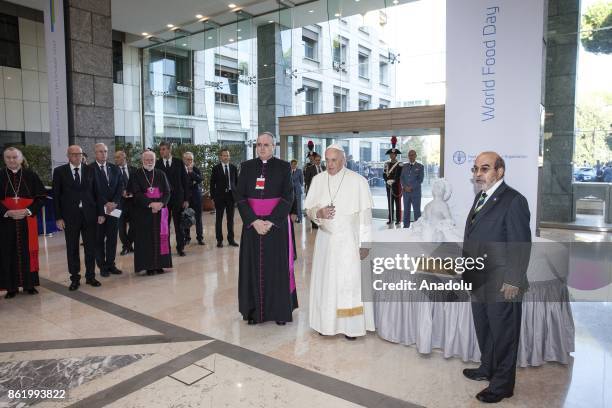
[
  {"x1": 165, "y1": 160, "x2": 170, "y2": 169},
  {"x1": 74, "y1": 167, "x2": 81, "y2": 185},
  {"x1": 224, "y1": 165, "x2": 230, "y2": 191},
  {"x1": 121, "y1": 166, "x2": 127, "y2": 180},
  {"x1": 100, "y1": 164, "x2": 109, "y2": 185},
  {"x1": 471, "y1": 192, "x2": 487, "y2": 222}
]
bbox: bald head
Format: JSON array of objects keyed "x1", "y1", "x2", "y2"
[
  {"x1": 473, "y1": 151, "x2": 505, "y2": 191},
  {"x1": 67, "y1": 145, "x2": 83, "y2": 166}
]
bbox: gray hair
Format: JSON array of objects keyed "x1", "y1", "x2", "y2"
[
  {"x1": 3, "y1": 147, "x2": 23, "y2": 160},
  {"x1": 183, "y1": 151, "x2": 194, "y2": 160}
]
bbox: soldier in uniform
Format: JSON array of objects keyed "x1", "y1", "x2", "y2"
[{"x1": 383, "y1": 137, "x2": 402, "y2": 225}]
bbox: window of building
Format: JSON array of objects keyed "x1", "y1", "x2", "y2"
[
  {"x1": 113, "y1": 40, "x2": 123, "y2": 84},
  {"x1": 333, "y1": 36, "x2": 348, "y2": 70},
  {"x1": 0, "y1": 13, "x2": 20, "y2": 69},
  {"x1": 360, "y1": 141, "x2": 372, "y2": 162},
  {"x1": 302, "y1": 27, "x2": 319, "y2": 61},
  {"x1": 215, "y1": 63, "x2": 239, "y2": 104},
  {"x1": 358, "y1": 46, "x2": 370, "y2": 79},
  {"x1": 339, "y1": 139, "x2": 350, "y2": 156},
  {"x1": 379, "y1": 99, "x2": 390, "y2": 109},
  {"x1": 303, "y1": 78, "x2": 320, "y2": 115},
  {"x1": 0, "y1": 131, "x2": 25, "y2": 148},
  {"x1": 379, "y1": 56, "x2": 389, "y2": 85},
  {"x1": 379, "y1": 143, "x2": 391, "y2": 159},
  {"x1": 153, "y1": 127, "x2": 193, "y2": 145},
  {"x1": 148, "y1": 48, "x2": 193, "y2": 115},
  {"x1": 358, "y1": 93, "x2": 371, "y2": 111},
  {"x1": 333, "y1": 86, "x2": 348, "y2": 112}
]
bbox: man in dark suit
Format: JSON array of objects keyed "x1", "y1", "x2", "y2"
[
  {"x1": 304, "y1": 153, "x2": 325, "y2": 230},
  {"x1": 53, "y1": 145, "x2": 105, "y2": 291},
  {"x1": 92, "y1": 143, "x2": 124, "y2": 277},
  {"x1": 210, "y1": 148, "x2": 239, "y2": 248},
  {"x1": 156, "y1": 141, "x2": 190, "y2": 256},
  {"x1": 183, "y1": 151, "x2": 205, "y2": 245},
  {"x1": 461, "y1": 151, "x2": 531, "y2": 404},
  {"x1": 290, "y1": 160, "x2": 304, "y2": 223},
  {"x1": 114, "y1": 150, "x2": 137, "y2": 255}
]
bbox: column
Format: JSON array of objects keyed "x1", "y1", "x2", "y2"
[
  {"x1": 541, "y1": 0, "x2": 580, "y2": 222},
  {"x1": 64, "y1": 0, "x2": 115, "y2": 154}
]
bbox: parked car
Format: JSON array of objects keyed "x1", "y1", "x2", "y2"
[{"x1": 574, "y1": 167, "x2": 597, "y2": 182}]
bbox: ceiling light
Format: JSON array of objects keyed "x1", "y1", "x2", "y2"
[
  {"x1": 195, "y1": 14, "x2": 203, "y2": 19},
  {"x1": 237, "y1": 28, "x2": 241, "y2": 32},
  {"x1": 268, "y1": 20, "x2": 274, "y2": 23},
  {"x1": 167, "y1": 24, "x2": 174, "y2": 28},
  {"x1": 355, "y1": 0, "x2": 360, "y2": 2},
  {"x1": 238, "y1": 36, "x2": 242, "y2": 40},
  {"x1": 182, "y1": 43, "x2": 187, "y2": 46},
  {"x1": 392, "y1": 0, "x2": 399, "y2": 3},
  {"x1": 142, "y1": 32, "x2": 148, "y2": 36},
  {"x1": 228, "y1": 3, "x2": 237, "y2": 8},
  {"x1": 229, "y1": 38, "x2": 234, "y2": 42},
  {"x1": 335, "y1": 13, "x2": 341, "y2": 17},
  {"x1": 208, "y1": 36, "x2": 213, "y2": 39},
  {"x1": 308, "y1": 10, "x2": 314, "y2": 13}
]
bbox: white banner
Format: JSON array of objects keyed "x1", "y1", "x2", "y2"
[
  {"x1": 44, "y1": 0, "x2": 69, "y2": 168},
  {"x1": 445, "y1": 0, "x2": 545, "y2": 234}
]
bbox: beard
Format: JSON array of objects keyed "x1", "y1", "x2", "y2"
[{"x1": 143, "y1": 164, "x2": 154, "y2": 171}]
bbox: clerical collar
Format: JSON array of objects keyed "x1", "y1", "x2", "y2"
[
  {"x1": 8, "y1": 167, "x2": 21, "y2": 174},
  {"x1": 329, "y1": 167, "x2": 345, "y2": 178}
]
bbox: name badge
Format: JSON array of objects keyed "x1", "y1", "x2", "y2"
[{"x1": 255, "y1": 177, "x2": 265, "y2": 190}]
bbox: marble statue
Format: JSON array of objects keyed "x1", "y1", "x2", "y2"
[{"x1": 408, "y1": 178, "x2": 463, "y2": 242}]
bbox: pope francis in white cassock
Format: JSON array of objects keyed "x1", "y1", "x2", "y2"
[{"x1": 304, "y1": 144, "x2": 375, "y2": 340}]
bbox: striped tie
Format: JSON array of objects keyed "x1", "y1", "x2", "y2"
[{"x1": 471, "y1": 192, "x2": 487, "y2": 222}]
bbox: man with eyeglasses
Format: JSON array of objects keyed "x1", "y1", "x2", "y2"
[
  {"x1": 234, "y1": 132, "x2": 297, "y2": 326},
  {"x1": 461, "y1": 151, "x2": 531, "y2": 404}
]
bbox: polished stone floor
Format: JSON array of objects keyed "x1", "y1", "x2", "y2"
[{"x1": 0, "y1": 216, "x2": 610, "y2": 408}]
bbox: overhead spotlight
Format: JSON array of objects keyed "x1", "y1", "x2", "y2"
[
  {"x1": 268, "y1": 20, "x2": 274, "y2": 23},
  {"x1": 182, "y1": 43, "x2": 187, "y2": 46},
  {"x1": 195, "y1": 14, "x2": 203, "y2": 19},
  {"x1": 167, "y1": 23, "x2": 174, "y2": 28},
  {"x1": 308, "y1": 10, "x2": 314, "y2": 13},
  {"x1": 237, "y1": 28, "x2": 241, "y2": 32},
  {"x1": 208, "y1": 36, "x2": 213, "y2": 39},
  {"x1": 142, "y1": 32, "x2": 149, "y2": 36},
  {"x1": 228, "y1": 3, "x2": 237, "y2": 8},
  {"x1": 238, "y1": 36, "x2": 242, "y2": 40},
  {"x1": 392, "y1": 0, "x2": 399, "y2": 4},
  {"x1": 229, "y1": 38, "x2": 234, "y2": 42},
  {"x1": 334, "y1": 13, "x2": 341, "y2": 17}
]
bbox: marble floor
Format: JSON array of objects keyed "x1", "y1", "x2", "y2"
[{"x1": 0, "y1": 216, "x2": 610, "y2": 408}]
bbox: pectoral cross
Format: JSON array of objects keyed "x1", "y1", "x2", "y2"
[{"x1": 13, "y1": 196, "x2": 20, "y2": 202}]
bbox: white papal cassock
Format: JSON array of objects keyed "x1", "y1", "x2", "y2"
[{"x1": 304, "y1": 167, "x2": 375, "y2": 337}]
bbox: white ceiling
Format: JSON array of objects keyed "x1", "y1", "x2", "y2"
[{"x1": 6, "y1": 0, "x2": 413, "y2": 48}]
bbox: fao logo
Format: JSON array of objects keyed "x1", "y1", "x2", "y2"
[{"x1": 453, "y1": 151, "x2": 466, "y2": 164}]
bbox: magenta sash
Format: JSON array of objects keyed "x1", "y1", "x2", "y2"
[
  {"x1": 145, "y1": 187, "x2": 169, "y2": 256},
  {"x1": 248, "y1": 198, "x2": 296, "y2": 293}
]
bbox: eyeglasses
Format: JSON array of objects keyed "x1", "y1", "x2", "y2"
[{"x1": 471, "y1": 166, "x2": 495, "y2": 174}]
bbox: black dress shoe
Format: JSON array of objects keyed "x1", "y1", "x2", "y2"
[
  {"x1": 228, "y1": 241, "x2": 239, "y2": 247},
  {"x1": 146, "y1": 270, "x2": 155, "y2": 276},
  {"x1": 27, "y1": 288, "x2": 39, "y2": 295},
  {"x1": 178, "y1": 250, "x2": 186, "y2": 257},
  {"x1": 69, "y1": 282, "x2": 80, "y2": 291},
  {"x1": 217, "y1": 242, "x2": 223, "y2": 248},
  {"x1": 475, "y1": 388, "x2": 513, "y2": 403},
  {"x1": 110, "y1": 267, "x2": 123, "y2": 275},
  {"x1": 276, "y1": 321, "x2": 286, "y2": 326},
  {"x1": 247, "y1": 319, "x2": 257, "y2": 325},
  {"x1": 395, "y1": 221, "x2": 401, "y2": 225},
  {"x1": 344, "y1": 335, "x2": 357, "y2": 341},
  {"x1": 86, "y1": 279, "x2": 101, "y2": 287},
  {"x1": 4, "y1": 291, "x2": 17, "y2": 299},
  {"x1": 100, "y1": 271, "x2": 110, "y2": 277},
  {"x1": 197, "y1": 239, "x2": 205, "y2": 245},
  {"x1": 386, "y1": 220, "x2": 392, "y2": 225},
  {"x1": 463, "y1": 368, "x2": 490, "y2": 381}
]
